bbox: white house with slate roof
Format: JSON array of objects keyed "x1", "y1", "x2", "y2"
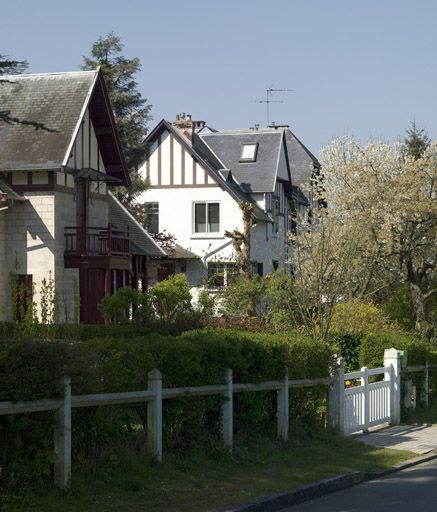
[
  {"x1": 138, "y1": 114, "x2": 319, "y2": 290},
  {"x1": 0, "y1": 69, "x2": 165, "y2": 323}
]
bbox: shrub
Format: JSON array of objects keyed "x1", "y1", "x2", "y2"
[
  {"x1": 220, "y1": 275, "x2": 265, "y2": 318},
  {"x1": 99, "y1": 287, "x2": 154, "y2": 324},
  {"x1": 150, "y1": 274, "x2": 193, "y2": 324},
  {"x1": 330, "y1": 300, "x2": 394, "y2": 336}
]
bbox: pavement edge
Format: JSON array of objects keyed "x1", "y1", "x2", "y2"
[{"x1": 222, "y1": 451, "x2": 437, "y2": 512}]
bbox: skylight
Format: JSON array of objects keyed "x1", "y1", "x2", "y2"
[{"x1": 240, "y1": 143, "x2": 258, "y2": 162}]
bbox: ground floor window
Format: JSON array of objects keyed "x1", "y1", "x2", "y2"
[{"x1": 207, "y1": 262, "x2": 238, "y2": 287}]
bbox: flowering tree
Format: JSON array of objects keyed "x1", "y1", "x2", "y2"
[{"x1": 319, "y1": 137, "x2": 437, "y2": 333}]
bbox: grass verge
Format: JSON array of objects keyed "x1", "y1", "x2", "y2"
[{"x1": 3, "y1": 431, "x2": 412, "y2": 512}]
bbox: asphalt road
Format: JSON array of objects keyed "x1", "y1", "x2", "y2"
[{"x1": 280, "y1": 458, "x2": 437, "y2": 512}]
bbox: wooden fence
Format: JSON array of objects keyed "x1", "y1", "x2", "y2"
[{"x1": 0, "y1": 369, "x2": 333, "y2": 489}]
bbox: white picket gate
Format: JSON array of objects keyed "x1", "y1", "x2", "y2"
[
  {"x1": 330, "y1": 348, "x2": 402, "y2": 435},
  {"x1": 343, "y1": 366, "x2": 392, "y2": 435}
]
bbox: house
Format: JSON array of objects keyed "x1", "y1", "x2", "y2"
[
  {"x1": 138, "y1": 114, "x2": 319, "y2": 291},
  {"x1": 0, "y1": 69, "x2": 165, "y2": 324}
]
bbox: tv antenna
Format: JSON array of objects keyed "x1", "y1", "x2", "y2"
[{"x1": 257, "y1": 87, "x2": 294, "y2": 126}]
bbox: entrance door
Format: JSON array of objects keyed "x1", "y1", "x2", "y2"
[{"x1": 80, "y1": 268, "x2": 105, "y2": 324}]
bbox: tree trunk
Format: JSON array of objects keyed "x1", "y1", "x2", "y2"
[{"x1": 409, "y1": 281, "x2": 426, "y2": 333}]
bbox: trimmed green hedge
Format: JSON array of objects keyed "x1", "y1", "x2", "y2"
[
  {"x1": 0, "y1": 328, "x2": 334, "y2": 491},
  {"x1": 359, "y1": 331, "x2": 437, "y2": 368}
]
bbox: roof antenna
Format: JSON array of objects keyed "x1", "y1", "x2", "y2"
[{"x1": 256, "y1": 87, "x2": 294, "y2": 126}]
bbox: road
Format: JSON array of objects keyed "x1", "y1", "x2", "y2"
[{"x1": 280, "y1": 458, "x2": 437, "y2": 512}]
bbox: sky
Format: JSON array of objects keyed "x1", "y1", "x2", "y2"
[{"x1": 2, "y1": 0, "x2": 437, "y2": 156}]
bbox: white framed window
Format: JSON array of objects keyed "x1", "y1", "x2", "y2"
[
  {"x1": 208, "y1": 262, "x2": 238, "y2": 288},
  {"x1": 193, "y1": 201, "x2": 220, "y2": 233},
  {"x1": 240, "y1": 143, "x2": 258, "y2": 162}
]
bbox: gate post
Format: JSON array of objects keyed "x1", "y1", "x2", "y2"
[
  {"x1": 328, "y1": 357, "x2": 345, "y2": 434},
  {"x1": 384, "y1": 348, "x2": 401, "y2": 425},
  {"x1": 361, "y1": 367, "x2": 369, "y2": 433}
]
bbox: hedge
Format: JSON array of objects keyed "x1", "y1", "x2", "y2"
[{"x1": 0, "y1": 328, "x2": 334, "y2": 491}]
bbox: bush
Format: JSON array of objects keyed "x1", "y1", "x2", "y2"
[
  {"x1": 150, "y1": 274, "x2": 193, "y2": 324},
  {"x1": 220, "y1": 275, "x2": 265, "y2": 318},
  {"x1": 330, "y1": 300, "x2": 394, "y2": 335},
  {"x1": 359, "y1": 331, "x2": 434, "y2": 369}
]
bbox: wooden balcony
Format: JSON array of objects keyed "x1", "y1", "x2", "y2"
[{"x1": 64, "y1": 225, "x2": 130, "y2": 258}]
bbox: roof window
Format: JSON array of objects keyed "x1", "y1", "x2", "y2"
[{"x1": 240, "y1": 143, "x2": 258, "y2": 162}]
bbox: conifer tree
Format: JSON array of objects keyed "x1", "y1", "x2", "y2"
[
  {"x1": 403, "y1": 120, "x2": 430, "y2": 160},
  {"x1": 81, "y1": 33, "x2": 152, "y2": 217}
]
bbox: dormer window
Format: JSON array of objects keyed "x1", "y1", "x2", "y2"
[{"x1": 240, "y1": 143, "x2": 258, "y2": 162}]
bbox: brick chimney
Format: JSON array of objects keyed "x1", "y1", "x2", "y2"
[
  {"x1": 173, "y1": 113, "x2": 194, "y2": 141},
  {"x1": 172, "y1": 114, "x2": 206, "y2": 141}
]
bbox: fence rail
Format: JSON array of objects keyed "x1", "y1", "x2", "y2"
[{"x1": 0, "y1": 369, "x2": 333, "y2": 490}]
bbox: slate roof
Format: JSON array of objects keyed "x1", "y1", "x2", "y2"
[
  {"x1": 284, "y1": 129, "x2": 319, "y2": 188},
  {"x1": 0, "y1": 70, "x2": 129, "y2": 185},
  {"x1": 108, "y1": 192, "x2": 166, "y2": 257},
  {"x1": 200, "y1": 130, "x2": 283, "y2": 193}
]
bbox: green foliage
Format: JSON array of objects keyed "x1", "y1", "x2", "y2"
[
  {"x1": 403, "y1": 120, "x2": 431, "y2": 160},
  {"x1": 359, "y1": 331, "x2": 435, "y2": 368},
  {"x1": 99, "y1": 287, "x2": 154, "y2": 324},
  {"x1": 196, "y1": 289, "x2": 215, "y2": 317},
  {"x1": 220, "y1": 275, "x2": 265, "y2": 318},
  {"x1": 40, "y1": 271, "x2": 59, "y2": 325},
  {"x1": 383, "y1": 285, "x2": 415, "y2": 331},
  {"x1": 329, "y1": 332, "x2": 362, "y2": 371},
  {"x1": 82, "y1": 31, "x2": 151, "y2": 172},
  {"x1": 330, "y1": 300, "x2": 394, "y2": 335},
  {"x1": 0, "y1": 328, "x2": 334, "y2": 491},
  {"x1": 263, "y1": 270, "x2": 302, "y2": 332},
  {"x1": 150, "y1": 274, "x2": 193, "y2": 324}
]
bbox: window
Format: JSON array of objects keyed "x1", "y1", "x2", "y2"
[
  {"x1": 194, "y1": 202, "x2": 220, "y2": 233},
  {"x1": 145, "y1": 203, "x2": 159, "y2": 234},
  {"x1": 240, "y1": 143, "x2": 258, "y2": 162},
  {"x1": 251, "y1": 262, "x2": 264, "y2": 277},
  {"x1": 208, "y1": 262, "x2": 237, "y2": 288},
  {"x1": 273, "y1": 197, "x2": 280, "y2": 233}
]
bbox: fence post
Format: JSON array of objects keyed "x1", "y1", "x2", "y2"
[
  {"x1": 222, "y1": 368, "x2": 233, "y2": 450},
  {"x1": 328, "y1": 357, "x2": 345, "y2": 434},
  {"x1": 54, "y1": 376, "x2": 71, "y2": 489},
  {"x1": 147, "y1": 368, "x2": 163, "y2": 462},
  {"x1": 277, "y1": 368, "x2": 289, "y2": 441},
  {"x1": 425, "y1": 360, "x2": 429, "y2": 408},
  {"x1": 361, "y1": 367, "x2": 369, "y2": 433},
  {"x1": 384, "y1": 348, "x2": 401, "y2": 425}
]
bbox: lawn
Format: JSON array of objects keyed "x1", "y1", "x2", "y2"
[{"x1": 5, "y1": 431, "x2": 413, "y2": 512}]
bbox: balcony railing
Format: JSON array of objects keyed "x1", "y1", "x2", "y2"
[{"x1": 64, "y1": 225, "x2": 130, "y2": 257}]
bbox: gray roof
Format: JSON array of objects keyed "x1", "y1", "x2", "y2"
[
  {"x1": 284, "y1": 129, "x2": 319, "y2": 188},
  {"x1": 0, "y1": 70, "x2": 129, "y2": 184},
  {"x1": 108, "y1": 192, "x2": 166, "y2": 257},
  {"x1": 0, "y1": 71, "x2": 97, "y2": 171},
  {"x1": 200, "y1": 131, "x2": 283, "y2": 193},
  {"x1": 165, "y1": 244, "x2": 199, "y2": 259}
]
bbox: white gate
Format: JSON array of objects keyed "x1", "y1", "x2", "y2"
[
  {"x1": 343, "y1": 366, "x2": 392, "y2": 435},
  {"x1": 331, "y1": 348, "x2": 402, "y2": 436}
]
